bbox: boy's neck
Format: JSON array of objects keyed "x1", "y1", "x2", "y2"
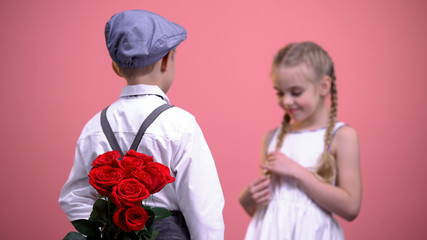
[
  {"x1": 125, "y1": 73, "x2": 171, "y2": 94},
  {"x1": 126, "y1": 76, "x2": 159, "y2": 86},
  {"x1": 120, "y1": 52, "x2": 174, "y2": 93}
]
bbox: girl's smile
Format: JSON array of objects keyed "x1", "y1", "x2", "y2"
[
  {"x1": 273, "y1": 64, "x2": 328, "y2": 129},
  {"x1": 286, "y1": 107, "x2": 298, "y2": 115},
  {"x1": 241, "y1": 42, "x2": 361, "y2": 240}
]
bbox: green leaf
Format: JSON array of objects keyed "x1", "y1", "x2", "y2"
[
  {"x1": 63, "y1": 232, "x2": 87, "y2": 240},
  {"x1": 109, "y1": 200, "x2": 118, "y2": 215},
  {"x1": 151, "y1": 230, "x2": 159, "y2": 240},
  {"x1": 142, "y1": 207, "x2": 155, "y2": 229},
  {"x1": 71, "y1": 219, "x2": 101, "y2": 237},
  {"x1": 138, "y1": 229, "x2": 153, "y2": 240},
  {"x1": 151, "y1": 207, "x2": 171, "y2": 221},
  {"x1": 90, "y1": 199, "x2": 108, "y2": 221},
  {"x1": 90, "y1": 198, "x2": 111, "y2": 228}
]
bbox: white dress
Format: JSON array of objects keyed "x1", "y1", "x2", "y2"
[{"x1": 245, "y1": 123, "x2": 345, "y2": 240}]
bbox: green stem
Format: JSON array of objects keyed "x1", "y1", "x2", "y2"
[
  {"x1": 107, "y1": 197, "x2": 111, "y2": 240},
  {"x1": 114, "y1": 230, "x2": 119, "y2": 239}
]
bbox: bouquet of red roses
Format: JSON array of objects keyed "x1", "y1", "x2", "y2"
[{"x1": 64, "y1": 150, "x2": 175, "y2": 240}]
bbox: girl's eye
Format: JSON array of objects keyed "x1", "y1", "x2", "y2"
[
  {"x1": 276, "y1": 91, "x2": 284, "y2": 97},
  {"x1": 291, "y1": 89, "x2": 303, "y2": 96}
]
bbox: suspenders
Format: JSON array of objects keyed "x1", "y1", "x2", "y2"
[{"x1": 100, "y1": 103, "x2": 173, "y2": 155}]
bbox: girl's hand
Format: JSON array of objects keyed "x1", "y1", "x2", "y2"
[
  {"x1": 261, "y1": 150, "x2": 303, "y2": 178},
  {"x1": 238, "y1": 176, "x2": 271, "y2": 217}
]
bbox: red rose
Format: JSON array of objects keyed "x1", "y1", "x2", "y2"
[
  {"x1": 119, "y1": 150, "x2": 154, "y2": 177},
  {"x1": 113, "y1": 206, "x2": 148, "y2": 232},
  {"x1": 155, "y1": 163, "x2": 175, "y2": 184},
  {"x1": 130, "y1": 166, "x2": 153, "y2": 186},
  {"x1": 88, "y1": 165, "x2": 125, "y2": 197},
  {"x1": 137, "y1": 162, "x2": 175, "y2": 194},
  {"x1": 110, "y1": 179, "x2": 150, "y2": 208},
  {"x1": 91, "y1": 151, "x2": 121, "y2": 168}
]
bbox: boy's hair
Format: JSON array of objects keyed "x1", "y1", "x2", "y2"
[
  {"x1": 118, "y1": 64, "x2": 156, "y2": 80},
  {"x1": 117, "y1": 50, "x2": 176, "y2": 79},
  {"x1": 272, "y1": 41, "x2": 338, "y2": 184}
]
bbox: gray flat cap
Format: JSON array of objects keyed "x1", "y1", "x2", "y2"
[{"x1": 105, "y1": 10, "x2": 187, "y2": 68}]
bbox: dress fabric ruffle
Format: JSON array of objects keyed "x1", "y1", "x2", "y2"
[{"x1": 244, "y1": 123, "x2": 345, "y2": 240}]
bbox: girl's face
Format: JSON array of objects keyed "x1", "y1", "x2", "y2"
[{"x1": 272, "y1": 64, "x2": 328, "y2": 125}]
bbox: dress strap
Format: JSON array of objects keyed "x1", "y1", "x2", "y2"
[
  {"x1": 265, "y1": 127, "x2": 280, "y2": 155},
  {"x1": 328, "y1": 122, "x2": 346, "y2": 152}
]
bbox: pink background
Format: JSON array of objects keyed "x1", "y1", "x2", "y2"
[{"x1": 1, "y1": 0, "x2": 426, "y2": 239}]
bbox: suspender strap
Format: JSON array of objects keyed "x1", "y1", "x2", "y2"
[
  {"x1": 100, "y1": 104, "x2": 173, "y2": 155},
  {"x1": 129, "y1": 104, "x2": 173, "y2": 151},
  {"x1": 101, "y1": 106, "x2": 124, "y2": 156}
]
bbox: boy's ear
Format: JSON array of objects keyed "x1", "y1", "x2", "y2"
[
  {"x1": 112, "y1": 61, "x2": 125, "y2": 77},
  {"x1": 320, "y1": 75, "x2": 332, "y2": 96},
  {"x1": 160, "y1": 51, "x2": 173, "y2": 72}
]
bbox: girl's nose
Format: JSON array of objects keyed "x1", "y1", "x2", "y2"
[{"x1": 283, "y1": 95, "x2": 293, "y2": 106}]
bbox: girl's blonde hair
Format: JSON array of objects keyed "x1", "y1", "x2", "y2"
[{"x1": 272, "y1": 42, "x2": 338, "y2": 184}]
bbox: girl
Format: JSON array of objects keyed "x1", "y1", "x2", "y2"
[{"x1": 239, "y1": 42, "x2": 362, "y2": 239}]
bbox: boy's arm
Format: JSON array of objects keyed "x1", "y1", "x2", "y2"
[
  {"x1": 59, "y1": 136, "x2": 99, "y2": 221},
  {"x1": 173, "y1": 118, "x2": 225, "y2": 239}
]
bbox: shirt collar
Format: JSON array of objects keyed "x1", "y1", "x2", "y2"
[{"x1": 119, "y1": 84, "x2": 170, "y2": 104}]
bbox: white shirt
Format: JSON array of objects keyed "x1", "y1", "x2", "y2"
[{"x1": 59, "y1": 84, "x2": 225, "y2": 239}]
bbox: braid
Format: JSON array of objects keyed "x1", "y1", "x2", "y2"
[
  {"x1": 276, "y1": 113, "x2": 291, "y2": 149},
  {"x1": 315, "y1": 71, "x2": 338, "y2": 184},
  {"x1": 325, "y1": 65, "x2": 338, "y2": 147},
  {"x1": 272, "y1": 45, "x2": 294, "y2": 150},
  {"x1": 272, "y1": 42, "x2": 338, "y2": 184}
]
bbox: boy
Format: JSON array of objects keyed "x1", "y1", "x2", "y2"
[{"x1": 59, "y1": 10, "x2": 225, "y2": 239}]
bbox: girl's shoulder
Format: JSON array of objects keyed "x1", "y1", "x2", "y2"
[
  {"x1": 264, "y1": 128, "x2": 279, "y2": 140},
  {"x1": 333, "y1": 123, "x2": 358, "y2": 140},
  {"x1": 262, "y1": 128, "x2": 279, "y2": 148},
  {"x1": 331, "y1": 123, "x2": 359, "y2": 154},
  {"x1": 261, "y1": 128, "x2": 280, "y2": 160}
]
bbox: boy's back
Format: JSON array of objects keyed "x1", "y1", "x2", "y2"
[{"x1": 59, "y1": 10, "x2": 225, "y2": 239}]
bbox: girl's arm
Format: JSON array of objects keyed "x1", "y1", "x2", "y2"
[
  {"x1": 238, "y1": 130, "x2": 274, "y2": 217},
  {"x1": 262, "y1": 125, "x2": 362, "y2": 221}
]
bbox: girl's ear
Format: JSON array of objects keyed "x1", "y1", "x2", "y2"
[
  {"x1": 112, "y1": 61, "x2": 125, "y2": 78},
  {"x1": 320, "y1": 75, "x2": 332, "y2": 96}
]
